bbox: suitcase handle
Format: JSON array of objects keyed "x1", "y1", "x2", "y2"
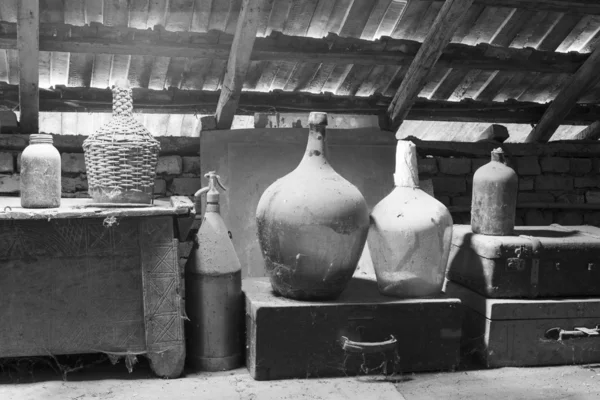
[
  {"x1": 340, "y1": 335, "x2": 397, "y2": 354},
  {"x1": 545, "y1": 326, "x2": 600, "y2": 341}
]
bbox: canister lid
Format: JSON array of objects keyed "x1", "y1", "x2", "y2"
[{"x1": 29, "y1": 133, "x2": 53, "y2": 144}]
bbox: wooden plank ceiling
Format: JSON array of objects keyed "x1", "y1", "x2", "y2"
[{"x1": 0, "y1": 0, "x2": 599, "y2": 140}]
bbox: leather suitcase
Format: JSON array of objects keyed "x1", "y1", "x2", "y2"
[
  {"x1": 446, "y1": 224, "x2": 600, "y2": 299},
  {"x1": 244, "y1": 277, "x2": 463, "y2": 381},
  {"x1": 444, "y1": 280, "x2": 600, "y2": 368}
]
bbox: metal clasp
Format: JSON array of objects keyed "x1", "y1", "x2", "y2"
[{"x1": 507, "y1": 258, "x2": 526, "y2": 271}]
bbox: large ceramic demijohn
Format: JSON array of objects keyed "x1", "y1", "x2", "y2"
[
  {"x1": 255, "y1": 112, "x2": 370, "y2": 301},
  {"x1": 368, "y1": 141, "x2": 453, "y2": 298}
]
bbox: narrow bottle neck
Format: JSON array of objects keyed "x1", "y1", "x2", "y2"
[
  {"x1": 303, "y1": 124, "x2": 327, "y2": 162},
  {"x1": 491, "y1": 151, "x2": 505, "y2": 163},
  {"x1": 205, "y1": 203, "x2": 220, "y2": 213},
  {"x1": 394, "y1": 141, "x2": 419, "y2": 188},
  {"x1": 112, "y1": 87, "x2": 134, "y2": 117}
]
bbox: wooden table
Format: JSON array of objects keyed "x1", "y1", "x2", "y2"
[{"x1": 0, "y1": 197, "x2": 194, "y2": 378}]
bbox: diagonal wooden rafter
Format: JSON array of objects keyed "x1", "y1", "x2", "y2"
[
  {"x1": 387, "y1": 0, "x2": 474, "y2": 128},
  {"x1": 17, "y1": 0, "x2": 40, "y2": 134},
  {"x1": 573, "y1": 121, "x2": 600, "y2": 140},
  {"x1": 215, "y1": 0, "x2": 266, "y2": 130},
  {"x1": 524, "y1": 43, "x2": 600, "y2": 142}
]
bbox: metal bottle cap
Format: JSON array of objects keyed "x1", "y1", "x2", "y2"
[{"x1": 194, "y1": 171, "x2": 226, "y2": 212}]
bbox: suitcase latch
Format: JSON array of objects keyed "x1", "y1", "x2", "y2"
[
  {"x1": 517, "y1": 236, "x2": 543, "y2": 298},
  {"x1": 507, "y1": 245, "x2": 530, "y2": 270},
  {"x1": 507, "y1": 257, "x2": 526, "y2": 271},
  {"x1": 514, "y1": 245, "x2": 531, "y2": 259}
]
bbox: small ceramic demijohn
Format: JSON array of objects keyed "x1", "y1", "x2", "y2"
[
  {"x1": 368, "y1": 140, "x2": 453, "y2": 298},
  {"x1": 255, "y1": 112, "x2": 370, "y2": 301},
  {"x1": 471, "y1": 148, "x2": 518, "y2": 236}
]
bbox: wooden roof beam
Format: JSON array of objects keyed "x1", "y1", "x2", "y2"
[
  {"x1": 3, "y1": 85, "x2": 600, "y2": 125},
  {"x1": 17, "y1": 0, "x2": 39, "y2": 134},
  {"x1": 387, "y1": 0, "x2": 474, "y2": 128},
  {"x1": 573, "y1": 121, "x2": 600, "y2": 140},
  {"x1": 215, "y1": 0, "x2": 265, "y2": 130},
  {"x1": 0, "y1": 23, "x2": 591, "y2": 74},
  {"x1": 525, "y1": 44, "x2": 600, "y2": 142},
  {"x1": 431, "y1": 0, "x2": 600, "y2": 14}
]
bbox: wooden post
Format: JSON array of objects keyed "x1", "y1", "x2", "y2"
[
  {"x1": 573, "y1": 121, "x2": 600, "y2": 140},
  {"x1": 17, "y1": 0, "x2": 40, "y2": 134},
  {"x1": 525, "y1": 44, "x2": 600, "y2": 143},
  {"x1": 215, "y1": 0, "x2": 265, "y2": 130},
  {"x1": 387, "y1": 0, "x2": 474, "y2": 128}
]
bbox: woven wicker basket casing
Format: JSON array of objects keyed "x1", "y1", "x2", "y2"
[{"x1": 83, "y1": 86, "x2": 160, "y2": 204}]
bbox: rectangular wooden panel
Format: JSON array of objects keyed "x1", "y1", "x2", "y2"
[
  {"x1": 140, "y1": 217, "x2": 185, "y2": 354},
  {"x1": 0, "y1": 218, "x2": 145, "y2": 356},
  {"x1": 446, "y1": 281, "x2": 600, "y2": 368},
  {"x1": 245, "y1": 277, "x2": 462, "y2": 380},
  {"x1": 447, "y1": 224, "x2": 600, "y2": 298}
]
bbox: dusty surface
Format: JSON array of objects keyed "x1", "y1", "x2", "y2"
[
  {"x1": 398, "y1": 364, "x2": 600, "y2": 400},
  {"x1": 0, "y1": 360, "x2": 404, "y2": 400},
  {"x1": 1, "y1": 358, "x2": 599, "y2": 400}
]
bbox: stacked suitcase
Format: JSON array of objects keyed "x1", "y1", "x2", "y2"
[
  {"x1": 444, "y1": 223, "x2": 600, "y2": 368},
  {"x1": 244, "y1": 276, "x2": 463, "y2": 380}
]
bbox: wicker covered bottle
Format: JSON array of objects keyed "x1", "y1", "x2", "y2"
[{"x1": 83, "y1": 86, "x2": 160, "y2": 204}]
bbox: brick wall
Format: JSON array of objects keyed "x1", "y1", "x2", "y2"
[
  {"x1": 1, "y1": 134, "x2": 599, "y2": 227},
  {"x1": 0, "y1": 150, "x2": 202, "y2": 198},
  {"x1": 419, "y1": 154, "x2": 600, "y2": 226}
]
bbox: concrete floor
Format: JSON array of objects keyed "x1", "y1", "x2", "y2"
[{"x1": 1, "y1": 358, "x2": 599, "y2": 400}]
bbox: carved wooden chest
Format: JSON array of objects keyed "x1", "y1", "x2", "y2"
[{"x1": 0, "y1": 197, "x2": 193, "y2": 378}]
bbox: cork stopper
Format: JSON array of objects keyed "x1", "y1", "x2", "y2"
[
  {"x1": 394, "y1": 140, "x2": 419, "y2": 187},
  {"x1": 309, "y1": 112, "x2": 328, "y2": 126}
]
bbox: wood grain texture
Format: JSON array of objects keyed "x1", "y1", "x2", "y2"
[
  {"x1": 573, "y1": 120, "x2": 600, "y2": 140},
  {"x1": 245, "y1": 277, "x2": 462, "y2": 380},
  {"x1": 140, "y1": 220, "x2": 185, "y2": 378},
  {"x1": 0, "y1": 214, "x2": 186, "y2": 378},
  {"x1": 0, "y1": 21, "x2": 591, "y2": 74},
  {"x1": 17, "y1": 0, "x2": 39, "y2": 134},
  {"x1": 525, "y1": 43, "x2": 600, "y2": 142},
  {"x1": 215, "y1": 0, "x2": 266, "y2": 129},
  {"x1": 5, "y1": 84, "x2": 600, "y2": 125},
  {"x1": 0, "y1": 196, "x2": 193, "y2": 220},
  {"x1": 446, "y1": 282, "x2": 600, "y2": 368},
  {"x1": 0, "y1": 218, "x2": 144, "y2": 357},
  {"x1": 387, "y1": 0, "x2": 474, "y2": 126}
]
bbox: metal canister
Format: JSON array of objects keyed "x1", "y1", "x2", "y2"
[
  {"x1": 471, "y1": 148, "x2": 518, "y2": 236},
  {"x1": 185, "y1": 171, "x2": 243, "y2": 371}
]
